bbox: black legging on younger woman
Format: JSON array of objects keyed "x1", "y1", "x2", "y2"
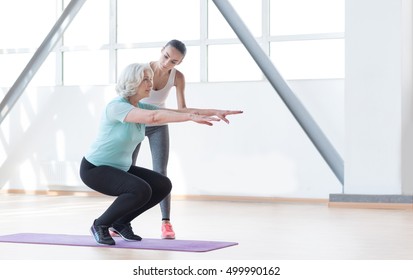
[{"x1": 79, "y1": 157, "x2": 172, "y2": 227}]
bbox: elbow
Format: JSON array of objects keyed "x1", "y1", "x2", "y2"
[{"x1": 147, "y1": 111, "x2": 163, "y2": 125}]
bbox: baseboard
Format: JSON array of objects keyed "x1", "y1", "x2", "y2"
[
  {"x1": 329, "y1": 194, "x2": 413, "y2": 210},
  {"x1": 4, "y1": 189, "x2": 412, "y2": 209},
  {"x1": 0, "y1": 189, "x2": 99, "y2": 197},
  {"x1": 0, "y1": 189, "x2": 328, "y2": 204},
  {"x1": 173, "y1": 194, "x2": 328, "y2": 204}
]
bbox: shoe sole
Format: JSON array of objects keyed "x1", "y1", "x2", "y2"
[{"x1": 162, "y1": 234, "x2": 176, "y2": 239}]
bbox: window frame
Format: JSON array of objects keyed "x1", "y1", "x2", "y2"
[{"x1": 0, "y1": 0, "x2": 345, "y2": 87}]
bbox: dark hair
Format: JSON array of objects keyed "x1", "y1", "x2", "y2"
[{"x1": 165, "y1": 39, "x2": 187, "y2": 57}]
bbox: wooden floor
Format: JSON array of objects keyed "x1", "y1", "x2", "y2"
[{"x1": 1, "y1": 193, "x2": 413, "y2": 260}]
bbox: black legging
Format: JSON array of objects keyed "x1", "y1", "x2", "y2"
[{"x1": 79, "y1": 157, "x2": 172, "y2": 226}]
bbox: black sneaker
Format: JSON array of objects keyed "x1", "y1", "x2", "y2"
[
  {"x1": 109, "y1": 223, "x2": 142, "y2": 241},
  {"x1": 90, "y1": 220, "x2": 115, "y2": 245}
]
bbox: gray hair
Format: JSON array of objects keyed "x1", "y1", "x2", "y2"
[{"x1": 116, "y1": 63, "x2": 153, "y2": 98}]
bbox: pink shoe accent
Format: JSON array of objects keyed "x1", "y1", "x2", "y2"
[
  {"x1": 109, "y1": 229, "x2": 119, "y2": 238},
  {"x1": 161, "y1": 222, "x2": 175, "y2": 239}
]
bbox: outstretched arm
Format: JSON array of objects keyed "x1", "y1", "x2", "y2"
[
  {"x1": 175, "y1": 108, "x2": 243, "y2": 124},
  {"x1": 124, "y1": 108, "x2": 220, "y2": 126}
]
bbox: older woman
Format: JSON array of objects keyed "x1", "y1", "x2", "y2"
[{"x1": 80, "y1": 63, "x2": 242, "y2": 245}]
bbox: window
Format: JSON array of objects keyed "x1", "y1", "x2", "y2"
[
  {"x1": 271, "y1": 39, "x2": 344, "y2": 79},
  {"x1": 61, "y1": 0, "x2": 109, "y2": 85},
  {"x1": 0, "y1": 0, "x2": 57, "y2": 49},
  {"x1": 270, "y1": 0, "x2": 344, "y2": 35},
  {"x1": 117, "y1": 48, "x2": 161, "y2": 77},
  {"x1": 117, "y1": 0, "x2": 200, "y2": 43},
  {"x1": 63, "y1": 0, "x2": 109, "y2": 46},
  {"x1": 0, "y1": 0, "x2": 57, "y2": 86},
  {"x1": 208, "y1": 0, "x2": 262, "y2": 39},
  {"x1": 176, "y1": 46, "x2": 200, "y2": 83},
  {"x1": 208, "y1": 44, "x2": 262, "y2": 82},
  {"x1": 0, "y1": 0, "x2": 345, "y2": 87},
  {"x1": 63, "y1": 50, "x2": 109, "y2": 86},
  {"x1": 0, "y1": 53, "x2": 32, "y2": 86},
  {"x1": 268, "y1": 0, "x2": 344, "y2": 79}
]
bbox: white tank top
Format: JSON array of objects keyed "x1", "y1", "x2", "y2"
[{"x1": 141, "y1": 68, "x2": 176, "y2": 109}]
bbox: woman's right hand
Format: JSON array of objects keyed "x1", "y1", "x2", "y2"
[{"x1": 190, "y1": 114, "x2": 221, "y2": 126}]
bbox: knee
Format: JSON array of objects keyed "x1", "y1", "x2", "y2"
[
  {"x1": 160, "y1": 176, "x2": 172, "y2": 195},
  {"x1": 141, "y1": 184, "x2": 153, "y2": 201},
  {"x1": 129, "y1": 184, "x2": 152, "y2": 204}
]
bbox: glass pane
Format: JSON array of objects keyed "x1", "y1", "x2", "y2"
[
  {"x1": 31, "y1": 53, "x2": 57, "y2": 86},
  {"x1": 270, "y1": 0, "x2": 344, "y2": 35},
  {"x1": 208, "y1": 0, "x2": 262, "y2": 39},
  {"x1": 117, "y1": 48, "x2": 160, "y2": 78},
  {"x1": 208, "y1": 44, "x2": 262, "y2": 82},
  {"x1": 117, "y1": 0, "x2": 200, "y2": 43},
  {"x1": 117, "y1": 46, "x2": 200, "y2": 83},
  {"x1": 176, "y1": 46, "x2": 200, "y2": 83},
  {"x1": 63, "y1": 51, "x2": 109, "y2": 85},
  {"x1": 0, "y1": 53, "x2": 56, "y2": 87},
  {"x1": 0, "y1": 0, "x2": 57, "y2": 49},
  {"x1": 270, "y1": 39, "x2": 344, "y2": 79},
  {"x1": 63, "y1": 0, "x2": 109, "y2": 46},
  {"x1": 0, "y1": 53, "x2": 31, "y2": 87}
]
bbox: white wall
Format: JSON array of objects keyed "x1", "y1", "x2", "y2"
[
  {"x1": 345, "y1": 0, "x2": 413, "y2": 195},
  {"x1": 0, "y1": 79, "x2": 344, "y2": 198},
  {"x1": 3, "y1": 0, "x2": 412, "y2": 199}
]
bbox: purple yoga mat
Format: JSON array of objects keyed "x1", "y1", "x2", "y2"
[{"x1": 0, "y1": 233, "x2": 238, "y2": 252}]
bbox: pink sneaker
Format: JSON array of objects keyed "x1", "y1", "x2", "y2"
[{"x1": 161, "y1": 222, "x2": 176, "y2": 239}]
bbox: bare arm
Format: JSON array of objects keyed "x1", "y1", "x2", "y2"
[
  {"x1": 176, "y1": 108, "x2": 244, "y2": 124},
  {"x1": 124, "y1": 107, "x2": 220, "y2": 126},
  {"x1": 175, "y1": 70, "x2": 187, "y2": 109}
]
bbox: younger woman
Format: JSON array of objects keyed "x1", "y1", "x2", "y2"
[{"x1": 132, "y1": 40, "x2": 237, "y2": 239}]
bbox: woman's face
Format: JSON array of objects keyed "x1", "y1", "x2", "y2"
[
  {"x1": 135, "y1": 70, "x2": 153, "y2": 98},
  {"x1": 158, "y1": 45, "x2": 184, "y2": 71}
]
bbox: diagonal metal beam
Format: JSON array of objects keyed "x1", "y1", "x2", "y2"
[
  {"x1": 0, "y1": 0, "x2": 87, "y2": 124},
  {"x1": 212, "y1": 0, "x2": 344, "y2": 185}
]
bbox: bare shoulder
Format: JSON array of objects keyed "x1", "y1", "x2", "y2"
[
  {"x1": 175, "y1": 69, "x2": 185, "y2": 79},
  {"x1": 174, "y1": 69, "x2": 185, "y2": 86}
]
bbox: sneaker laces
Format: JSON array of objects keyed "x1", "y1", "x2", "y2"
[
  {"x1": 121, "y1": 223, "x2": 135, "y2": 238},
  {"x1": 112, "y1": 222, "x2": 142, "y2": 241}
]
